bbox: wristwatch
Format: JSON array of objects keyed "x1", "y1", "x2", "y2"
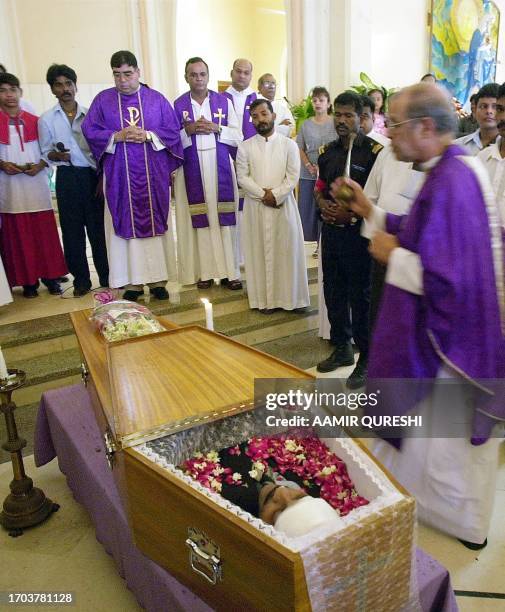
[{"x1": 145, "y1": 132, "x2": 152, "y2": 142}]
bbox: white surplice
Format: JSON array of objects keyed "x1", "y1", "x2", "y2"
[
  {"x1": 236, "y1": 132, "x2": 309, "y2": 310},
  {"x1": 174, "y1": 97, "x2": 242, "y2": 285}
]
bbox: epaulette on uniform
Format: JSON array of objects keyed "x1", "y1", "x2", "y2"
[{"x1": 371, "y1": 141, "x2": 384, "y2": 156}]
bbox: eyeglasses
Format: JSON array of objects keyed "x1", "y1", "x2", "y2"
[{"x1": 386, "y1": 117, "x2": 425, "y2": 130}]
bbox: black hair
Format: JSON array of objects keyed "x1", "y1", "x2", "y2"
[
  {"x1": 470, "y1": 93, "x2": 478, "y2": 103},
  {"x1": 311, "y1": 86, "x2": 332, "y2": 114},
  {"x1": 421, "y1": 73, "x2": 436, "y2": 82},
  {"x1": 46, "y1": 64, "x2": 77, "y2": 87},
  {"x1": 0, "y1": 72, "x2": 20, "y2": 88},
  {"x1": 360, "y1": 94, "x2": 375, "y2": 114},
  {"x1": 0, "y1": 64, "x2": 6, "y2": 74},
  {"x1": 110, "y1": 50, "x2": 138, "y2": 69},
  {"x1": 334, "y1": 91, "x2": 363, "y2": 115},
  {"x1": 474, "y1": 83, "x2": 500, "y2": 103},
  {"x1": 185, "y1": 57, "x2": 209, "y2": 75},
  {"x1": 497, "y1": 83, "x2": 505, "y2": 100},
  {"x1": 249, "y1": 98, "x2": 273, "y2": 114},
  {"x1": 367, "y1": 88, "x2": 386, "y2": 113}
]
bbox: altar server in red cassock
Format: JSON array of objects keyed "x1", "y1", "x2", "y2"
[{"x1": 0, "y1": 73, "x2": 67, "y2": 298}]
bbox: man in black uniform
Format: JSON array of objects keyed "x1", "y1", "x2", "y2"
[{"x1": 315, "y1": 91, "x2": 383, "y2": 388}]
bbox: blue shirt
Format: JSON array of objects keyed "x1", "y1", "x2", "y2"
[{"x1": 38, "y1": 102, "x2": 96, "y2": 169}]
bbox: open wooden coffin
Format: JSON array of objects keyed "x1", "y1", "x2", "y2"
[{"x1": 70, "y1": 310, "x2": 415, "y2": 612}]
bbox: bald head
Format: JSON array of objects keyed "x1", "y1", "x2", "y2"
[
  {"x1": 231, "y1": 58, "x2": 253, "y2": 91},
  {"x1": 397, "y1": 83, "x2": 457, "y2": 135}
]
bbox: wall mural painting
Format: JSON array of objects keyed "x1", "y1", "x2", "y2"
[{"x1": 430, "y1": 0, "x2": 500, "y2": 108}]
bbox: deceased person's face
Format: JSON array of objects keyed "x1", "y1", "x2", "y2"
[{"x1": 258, "y1": 483, "x2": 307, "y2": 525}]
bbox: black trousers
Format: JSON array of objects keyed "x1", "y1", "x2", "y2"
[
  {"x1": 55, "y1": 166, "x2": 108, "y2": 288},
  {"x1": 369, "y1": 260, "x2": 387, "y2": 334},
  {"x1": 321, "y1": 223, "x2": 371, "y2": 357}
]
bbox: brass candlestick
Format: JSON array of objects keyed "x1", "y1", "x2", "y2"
[{"x1": 0, "y1": 369, "x2": 59, "y2": 537}]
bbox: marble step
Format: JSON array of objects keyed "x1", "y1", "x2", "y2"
[{"x1": 0, "y1": 270, "x2": 319, "y2": 362}]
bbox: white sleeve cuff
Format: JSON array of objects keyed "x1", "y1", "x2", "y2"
[
  {"x1": 180, "y1": 127, "x2": 192, "y2": 149},
  {"x1": 105, "y1": 134, "x2": 116, "y2": 154},
  {"x1": 149, "y1": 131, "x2": 165, "y2": 151},
  {"x1": 385, "y1": 247, "x2": 423, "y2": 295},
  {"x1": 361, "y1": 206, "x2": 386, "y2": 239}
]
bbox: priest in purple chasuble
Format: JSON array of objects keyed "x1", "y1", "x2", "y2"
[
  {"x1": 339, "y1": 83, "x2": 505, "y2": 549},
  {"x1": 81, "y1": 50, "x2": 183, "y2": 302},
  {"x1": 173, "y1": 57, "x2": 242, "y2": 289}
]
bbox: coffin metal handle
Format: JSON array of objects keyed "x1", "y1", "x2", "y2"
[
  {"x1": 185, "y1": 538, "x2": 222, "y2": 585},
  {"x1": 103, "y1": 429, "x2": 116, "y2": 470},
  {"x1": 80, "y1": 362, "x2": 89, "y2": 387}
]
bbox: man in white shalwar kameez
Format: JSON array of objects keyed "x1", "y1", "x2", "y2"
[
  {"x1": 236, "y1": 99, "x2": 309, "y2": 313},
  {"x1": 173, "y1": 58, "x2": 242, "y2": 289}
]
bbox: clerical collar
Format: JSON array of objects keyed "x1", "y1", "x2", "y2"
[
  {"x1": 419, "y1": 155, "x2": 441, "y2": 172},
  {"x1": 228, "y1": 86, "x2": 254, "y2": 97},
  {"x1": 117, "y1": 84, "x2": 142, "y2": 96},
  {"x1": 261, "y1": 131, "x2": 278, "y2": 142}
]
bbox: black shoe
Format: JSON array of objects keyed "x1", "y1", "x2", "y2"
[
  {"x1": 42, "y1": 279, "x2": 63, "y2": 295},
  {"x1": 458, "y1": 538, "x2": 487, "y2": 550},
  {"x1": 59, "y1": 276, "x2": 70, "y2": 283},
  {"x1": 123, "y1": 290, "x2": 143, "y2": 302},
  {"x1": 150, "y1": 287, "x2": 169, "y2": 300},
  {"x1": 73, "y1": 286, "x2": 90, "y2": 297},
  {"x1": 259, "y1": 308, "x2": 278, "y2": 315},
  {"x1": 317, "y1": 344, "x2": 354, "y2": 373},
  {"x1": 22, "y1": 284, "x2": 39, "y2": 298},
  {"x1": 99, "y1": 278, "x2": 109, "y2": 288},
  {"x1": 346, "y1": 358, "x2": 367, "y2": 389}
]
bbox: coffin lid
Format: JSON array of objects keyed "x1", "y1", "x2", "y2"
[{"x1": 106, "y1": 325, "x2": 313, "y2": 449}]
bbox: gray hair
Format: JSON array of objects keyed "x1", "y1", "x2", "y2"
[{"x1": 403, "y1": 83, "x2": 457, "y2": 135}]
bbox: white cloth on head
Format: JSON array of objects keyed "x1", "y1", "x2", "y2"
[
  {"x1": 175, "y1": 96, "x2": 242, "y2": 285},
  {"x1": 237, "y1": 132, "x2": 310, "y2": 310},
  {"x1": 274, "y1": 497, "x2": 343, "y2": 538}
]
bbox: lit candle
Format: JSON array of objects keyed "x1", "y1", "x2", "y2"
[
  {"x1": 0, "y1": 346, "x2": 8, "y2": 379},
  {"x1": 201, "y1": 298, "x2": 214, "y2": 331}
]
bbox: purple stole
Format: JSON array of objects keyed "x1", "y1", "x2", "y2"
[
  {"x1": 225, "y1": 91, "x2": 257, "y2": 211},
  {"x1": 174, "y1": 91, "x2": 236, "y2": 229}
]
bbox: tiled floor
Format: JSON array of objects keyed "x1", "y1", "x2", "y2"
[{"x1": 0, "y1": 240, "x2": 503, "y2": 610}]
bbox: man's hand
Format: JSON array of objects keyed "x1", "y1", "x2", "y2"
[
  {"x1": 48, "y1": 150, "x2": 71, "y2": 162},
  {"x1": 24, "y1": 160, "x2": 47, "y2": 177},
  {"x1": 369, "y1": 231, "x2": 399, "y2": 264},
  {"x1": 114, "y1": 126, "x2": 147, "y2": 143},
  {"x1": 318, "y1": 198, "x2": 354, "y2": 224},
  {"x1": 0, "y1": 161, "x2": 23, "y2": 175},
  {"x1": 329, "y1": 177, "x2": 373, "y2": 219},
  {"x1": 185, "y1": 117, "x2": 218, "y2": 136},
  {"x1": 262, "y1": 188, "x2": 279, "y2": 208}
]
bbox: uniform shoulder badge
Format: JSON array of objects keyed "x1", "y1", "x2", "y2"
[
  {"x1": 371, "y1": 142, "x2": 384, "y2": 155},
  {"x1": 319, "y1": 143, "x2": 328, "y2": 155}
]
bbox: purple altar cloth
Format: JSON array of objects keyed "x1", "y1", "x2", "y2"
[{"x1": 34, "y1": 384, "x2": 458, "y2": 612}]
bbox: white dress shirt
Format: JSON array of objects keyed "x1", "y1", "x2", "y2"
[
  {"x1": 454, "y1": 129, "x2": 484, "y2": 156},
  {"x1": 477, "y1": 136, "x2": 505, "y2": 225}
]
